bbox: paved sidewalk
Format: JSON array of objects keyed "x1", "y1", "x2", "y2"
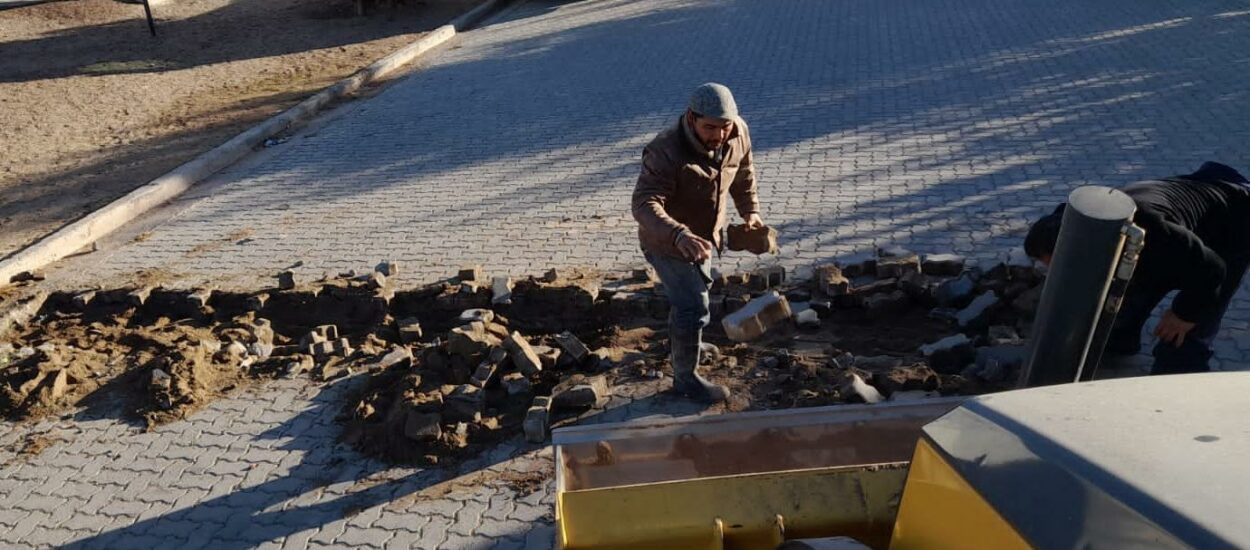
[{"x1": 6, "y1": 0, "x2": 1250, "y2": 547}]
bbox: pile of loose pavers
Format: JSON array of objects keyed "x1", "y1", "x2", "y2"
[{"x1": 0, "y1": 245, "x2": 1045, "y2": 465}]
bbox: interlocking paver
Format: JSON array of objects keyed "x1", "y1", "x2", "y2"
[{"x1": 5, "y1": 0, "x2": 1250, "y2": 548}]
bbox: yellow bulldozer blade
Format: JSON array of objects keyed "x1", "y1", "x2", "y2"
[{"x1": 552, "y1": 398, "x2": 965, "y2": 549}]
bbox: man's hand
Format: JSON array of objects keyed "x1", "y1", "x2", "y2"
[
  {"x1": 676, "y1": 232, "x2": 714, "y2": 262},
  {"x1": 745, "y1": 213, "x2": 765, "y2": 229},
  {"x1": 1154, "y1": 309, "x2": 1197, "y2": 347}
]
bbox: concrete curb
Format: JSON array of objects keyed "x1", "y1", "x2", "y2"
[{"x1": 0, "y1": 0, "x2": 508, "y2": 288}]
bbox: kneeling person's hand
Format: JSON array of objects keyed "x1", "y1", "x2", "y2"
[{"x1": 1154, "y1": 309, "x2": 1196, "y2": 347}]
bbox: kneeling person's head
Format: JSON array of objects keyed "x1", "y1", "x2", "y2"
[{"x1": 1024, "y1": 204, "x2": 1066, "y2": 266}]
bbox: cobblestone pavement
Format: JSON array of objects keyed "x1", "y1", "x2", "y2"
[{"x1": 7, "y1": 0, "x2": 1250, "y2": 547}]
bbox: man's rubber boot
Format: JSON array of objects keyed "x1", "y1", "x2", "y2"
[{"x1": 671, "y1": 329, "x2": 730, "y2": 403}]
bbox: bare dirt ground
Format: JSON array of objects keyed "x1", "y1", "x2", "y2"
[{"x1": 0, "y1": 0, "x2": 477, "y2": 258}]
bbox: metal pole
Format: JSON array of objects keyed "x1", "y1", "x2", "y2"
[
  {"x1": 1078, "y1": 223, "x2": 1145, "y2": 382},
  {"x1": 142, "y1": 0, "x2": 156, "y2": 37},
  {"x1": 1018, "y1": 186, "x2": 1137, "y2": 388}
]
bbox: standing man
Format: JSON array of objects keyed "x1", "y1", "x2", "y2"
[
  {"x1": 1024, "y1": 161, "x2": 1250, "y2": 374},
  {"x1": 632, "y1": 83, "x2": 764, "y2": 403}
]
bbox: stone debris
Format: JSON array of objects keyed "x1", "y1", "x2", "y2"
[
  {"x1": 934, "y1": 272, "x2": 977, "y2": 307},
  {"x1": 552, "y1": 374, "x2": 608, "y2": 410},
  {"x1": 72, "y1": 291, "x2": 96, "y2": 308},
  {"x1": 975, "y1": 345, "x2": 1025, "y2": 375},
  {"x1": 852, "y1": 355, "x2": 903, "y2": 371},
  {"x1": 956, "y1": 292, "x2": 999, "y2": 328},
  {"x1": 503, "y1": 331, "x2": 543, "y2": 377},
  {"x1": 375, "y1": 260, "x2": 399, "y2": 277},
  {"x1": 864, "y1": 290, "x2": 910, "y2": 319},
  {"x1": 469, "y1": 348, "x2": 507, "y2": 387},
  {"x1": 150, "y1": 368, "x2": 172, "y2": 390},
  {"x1": 533, "y1": 345, "x2": 562, "y2": 370},
  {"x1": 0, "y1": 292, "x2": 47, "y2": 338},
  {"x1": 374, "y1": 346, "x2": 413, "y2": 370},
  {"x1": 46, "y1": 370, "x2": 70, "y2": 400},
  {"x1": 816, "y1": 264, "x2": 850, "y2": 297},
  {"x1": 633, "y1": 266, "x2": 658, "y2": 283},
  {"x1": 299, "y1": 325, "x2": 339, "y2": 347},
  {"x1": 502, "y1": 372, "x2": 533, "y2": 396},
  {"x1": 919, "y1": 333, "x2": 975, "y2": 374},
  {"x1": 921, "y1": 253, "x2": 967, "y2": 276},
  {"x1": 722, "y1": 291, "x2": 792, "y2": 342},
  {"x1": 524, "y1": 396, "x2": 552, "y2": 443},
  {"x1": 987, "y1": 325, "x2": 1024, "y2": 346},
  {"x1": 749, "y1": 266, "x2": 786, "y2": 291},
  {"x1": 397, "y1": 317, "x2": 423, "y2": 344},
  {"x1": 871, "y1": 365, "x2": 939, "y2": 395},
  {"x1": 458, "y1": 309, "x2": 495, "y2": 324},
  {"x1": 840, "y1": 254, "x2": 877, "y2": 278},
  {"x1": 246, "y1": 293, "x2": 268, "y2": 311},
  {"x1": 875, "y1": 247, "x2": 921, "y2": 279},
  {"x1": 333, "y1": 338, "x2": 354, "y2": 357},
  {"x1": 126, "y1": 286, "x2": 154, "y2": 307},
  {"x1": 484, "y1": 321, "x2": 510, "y2": 341},
  {"x1": 784, "y1": 288, "x2": 812, "y2": 304},
  {"x1": 840, "y1": 373, "x2": 883, "y2": 404},
  {"x1": 458, "y1": 265, "x2": 484, "y2": 282},
  {"x1": 9, "y1": 270, "x2": 45, "y2": 283},
  {"x1": 553, "y1": 331, "x2": 591, "y2": 365},
  {"x1": 444, "y1": 385, "x2": 484, "y2": 423},
  {"x1": 309, "y1": 340, "x2": 335, "y2": 358},
  {"x1": 277, "y1": 270, "x2": 296, "y2": 290},
  {"x1": 919, "y1": 333, "x2": 969, "y2": 356},
  {"x1": 365, "y1": 271, "x2": 387, "y2": 290},
  {"x1": 809, "y1": 299, "x2": 832, "y2": 318},
  {"x1": 284, "y1": 355, "x2": 314, "y2": 379},
  {"x1": 188, "y1": 288, "x2": 214, "y2": 309},
  {"x1": 403, "y1": 412, "x2": 441, "y2": 441},
  {"x1": 223, "y1": 341, "x2": 249, "y2": 360},
  {"x1": 794, "y1": 307, "x2": 820, "y2": 329},
  {"x1": 491, "y1": 276, "x2": 514, "y2": 305},
  {"x1": 833, "y1": 278, "x2": 897, "y2": 308},
  {"x1": 4, "y1": 260, "x2": 1052, "y2": 468},
  {"x1": 469, "y1": 360, "x2": 496, "y2": 388},
  {"x1": 247, "y1": 342, "x2": 274, "y2": 360},
  {"x1": 447, "y1": 322, "x2": 500, "y2": 360}
]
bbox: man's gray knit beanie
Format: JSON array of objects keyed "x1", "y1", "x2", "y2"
[{"x1": 688, "y1": 83, "x2": 738, "y2": 121}]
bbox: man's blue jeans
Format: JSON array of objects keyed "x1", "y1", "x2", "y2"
[
  {"x1": 644, "y1": 251, "x2": 712, "y2": 333},
  {"x1": 1106, "y1": 251, "x2": 1250, "y2": 374},
  {"x1": 644, "y1": 251, "x2": 713, "y2": 376}
]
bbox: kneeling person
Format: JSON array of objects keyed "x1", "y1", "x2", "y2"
[{"x1": 1024, "y1": 162, "x2": 1250, "y2": 374}]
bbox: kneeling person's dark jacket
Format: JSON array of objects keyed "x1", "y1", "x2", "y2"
[{"x1": 1123, "y1": 162, "x2": 1250, "y2": 325}]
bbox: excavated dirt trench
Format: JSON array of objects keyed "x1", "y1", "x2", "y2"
[{"x1": 0, "y1": 249, "x2": 1044, "y2": 465}]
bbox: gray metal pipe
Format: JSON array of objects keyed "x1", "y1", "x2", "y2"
[
  {"x1": 1019, "y1": 186, "x2": 1137, "y2": 388},
  {"x1": 1079, "y1": 223, "x2": 1145, "y2": 382}
]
